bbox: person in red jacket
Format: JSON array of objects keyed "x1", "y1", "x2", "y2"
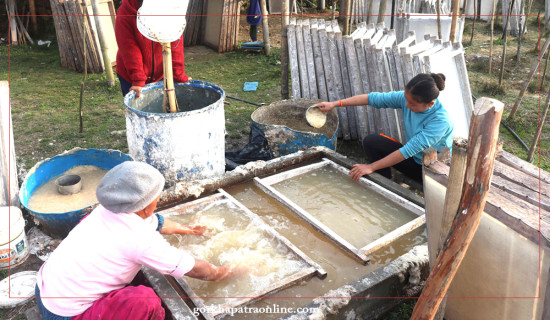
[{"x1": 115, "y1": 0, "x2": 189, "y2": 98}]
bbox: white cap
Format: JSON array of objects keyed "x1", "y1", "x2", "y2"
[{"x1": 137, "y1": 0, "x2": 190, "y2": 43}]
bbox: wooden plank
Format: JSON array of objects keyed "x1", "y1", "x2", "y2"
[
  {"x1": 288, "y1": 23, "x2": 302, "y2": 99},
  {"x1": 302, "y1": 19, "x2": 318, "y2": 99},
  {"x1": 51, "y1": 0, "x2": 79, "y2": 71},
  {"x1": 355, "y1": 37, "x2": 375, "y2": 135},
  {"x1": 211, "y1": 267, "x2": 318, "y2": 318},
  {"x1": 452, "y1": 42, "x2": 474, "y2": 125},
  {"x1": 344, "y1": 35, "x2": 369, "y2": 140},
  {"x1": 335, "y1": 28, "x2": 358, "y2": 139},
  {"x1": 0, "y1": 82, "x2": 19, "y2": 207},
  {"x1": 253, "y1": 177, "x2": 370, "y2": 264},
  {"x1": 49, "y1": 0, "x2": 69, "y2": 69},
  {"x1": 76, "y1": 2, "x2": 102, "y2": 73},
  {"x1": 497, "y1": 150, "x2": 550, "y2": 183},
  {"x1": 319, "y1": 22, "x2": 336, "y2": 103},
  {"x1": 219, "y1": 0, "x2": 230, "y2": 52},
  {"x1": 311, "y1": 20, "x2": 328, "y2": 101},
  {"x1": 159, "y1": 193, "x2": 224, "y2": 217},
  {"x1": 493, "y1": 159, "x2": 550, "y2": 195},
  {"x1": 218, "y1": 189, "x2": 327, "y2": 278},
  {"x1": 362, "y1": 215, "x2": 426, "y2": 256},
  {"x1": 327, "y1": 21, "x2": 351, "y2": 140},
  {"x1": 63, "y1": 0, "x2": 85, "y2": 72},
  {"x1": 491, "y1": 175, "x2": 550, "y2": 211},
  {"x1": 296, "y1": 21, "x2": 311, "y2": 98},
  {"x1": 260, "y1": 160, "x2": 329, "y2": 185}
]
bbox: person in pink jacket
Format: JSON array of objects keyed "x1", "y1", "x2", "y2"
[{"x1": 36, "y1": 162, "x2": 244, "y2": 319}]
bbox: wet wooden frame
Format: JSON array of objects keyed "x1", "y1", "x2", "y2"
[
  {"x1": 253, "y1": 159, "x2": 425, "y2": 264},
  {"x1": 157, "y1": 191, "x2": 326, "y2": 320}
]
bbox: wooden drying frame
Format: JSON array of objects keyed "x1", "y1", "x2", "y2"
[
  {"x1": 253, "y1": 158, "x2": 425, "y2": 264},
  {"x1": 158, "y1": 191, "x2": 326, "y2": 320}
]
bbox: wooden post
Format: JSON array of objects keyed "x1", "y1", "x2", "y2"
[
  {"x1": 509, "y1": 34, "x2": 550, "y2": 120},
  {"x1": 499, "y1": 1, "x2": 514, "y2": 88},
  {"x1": 527, "y1": 85, "x2": 550, "y2": 162},
  {"x1": 469, "y1": 0, "x2": 477, "y2": 45},
  {"x1": 162, "y1": 44, "x2": 178, "y2": 113},
  {"x1": 436, "y1": 0, "x2": 442, "y2": 40},
  {"x1": 0, "y1": 82, "x2": 19, "y2": 207},
  {"x1": 281, "y1": 0, "x2": 290, "y2": 99},
  {"x1": 79, "y1": 9, "x2": 87, "y2": 133},
  {"x1": 344, "y1": 0, "x2": 352, "y2": 35},
  {"x1": 7, "y1": 0, "x2": 18, "y2": 45},
  {"x1": 29, "y1": 0, "x2": 38, "y2": 35},
  {"x1": 449, "y1": 0, "x2": 460, "y2": 43},
  {"x1": 91, "y1": 0, "x2": 115, "y2": 87},
  {"x1": 410, "y1": 97, "x2": 504, "y2": 320},
  {"x1": 259, "y1": 0, "x2": 271, "y2": 56},
  {"x1": 488, "y1": 0, "x2": 496, "y2": 74}
]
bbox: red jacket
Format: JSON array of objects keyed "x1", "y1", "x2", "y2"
[{"x1": 115, "y1": 0, "x2": 188, "y2": 87}]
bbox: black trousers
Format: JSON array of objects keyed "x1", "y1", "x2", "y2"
[{"x1": 362, "y1": 134, "x2": 423, "y2": 183}]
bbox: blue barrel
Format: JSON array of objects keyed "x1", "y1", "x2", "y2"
[
  {"x1": 251, "y1": 99, "x2": 339, "y2": 157},
  {"x1": 124, "y1": 80, "x2": 226, "y2": 182},
  {"x1": 19, "y1": 148, "x2": 133, "y2": 238}
]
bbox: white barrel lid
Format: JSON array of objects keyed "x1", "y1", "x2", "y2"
[
  {"x1": 137, "y1": 0, "x2": 190, "y2": 43},
  {"x1": 0, "y1": 206, "x2": 23, "y2": 229},
  {"x1": 0, "y1": 271, "x2": 37, "y2": 308}
]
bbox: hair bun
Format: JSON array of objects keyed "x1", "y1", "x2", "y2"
[{"x1": 431, "y1": 73, "x2": 446, "y2": 91}]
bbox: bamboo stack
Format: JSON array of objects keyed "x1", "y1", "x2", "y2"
[
  {"x1": 49, "y1": 0, "x2": 107, "y2": 73},
  {"x1": 218, "y1": 0, "x2": 241, "y2": 53},
  {"x1": 288, "y1": 18, "x2": 474, "y2": 141},
  {"x1": 183, "y1": 0, "x2": 207, "y2": 46}
]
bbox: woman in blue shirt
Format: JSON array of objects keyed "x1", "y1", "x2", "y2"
[{"x1": 316, "y1": 73, "x2": 453, "y2": 183}]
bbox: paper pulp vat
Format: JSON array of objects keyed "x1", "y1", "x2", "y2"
[{"x1": 124, "y1": 80, "x2": 226, "y2": 182}]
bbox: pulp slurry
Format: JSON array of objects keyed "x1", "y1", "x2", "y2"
[
  {"x1": 163, "y1": 199, "x2": 309, "y2": 307},
  {"x1": 27, "y1": 165, "x2": 108, "y2": 213},
  {"x1": 219, "y1": 182, "x2": 426, "y2": 319},
  {"x1": 272, "y1": 166, "x2": 418, "y2": 248}
]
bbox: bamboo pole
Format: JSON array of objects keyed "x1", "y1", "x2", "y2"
[
  {"x1": 449, "y1": 0, "x2": 460, "y2": 43},
  {"x1": 499, "y1": 1, "x2": 514, "y2": 88},
  {"x1": 378, "y1": 0, "x2": 389, "y2": 24},
  {"x1": 516, "y1": 0, "x2": 526, "y2": 62},
  {"x1": 527, "y1": 85, "x2": 550, "y2": 162},
  {"x1": 29, "y1": 0, "x2": 38, "y2": 35},
  {"x1": 469, "y1": 0, "x2": 477, "y2": 45},
  {"x1": 344, "y1": 0, "x2": 352, "y2": 35},
  {"x1": 162, "y1": 44, "x2": 178, "y2": 113},
  {"x1": 79, "y1": 8, "x2": 88, "y2": 133},
  {"x1": 509, "y1": 34, "x2": 550, "y2": 120},
  {"x1": 260, "y1": 0, "x2": 271, "y2": 56},
  {"x1": 91, "y1": 0, "x2": 115, "y2": 87},
  {"x1": 488, "y1": 0, "x2": 496, "y2": 74},
  {"x1": 436, "y1": 0, "x2": 442, "y2": 40},
  {"x1": 410, "y1": 97, "x2": 504, "y2": 320},
  {"x1": 281, "y1": 0, "x2": 290, "y2": 99}
]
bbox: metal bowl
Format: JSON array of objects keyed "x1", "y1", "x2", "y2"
[{"x1": 55, "y1": 174, "x2": 82, "y2": 195}]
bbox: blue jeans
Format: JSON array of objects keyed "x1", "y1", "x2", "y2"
[
  {"x1": 117, "y1": 74, "x2": 132, "y2": 97},
  {"x1": 35, "y1": 285, "x2": 72, "y2": 320}
]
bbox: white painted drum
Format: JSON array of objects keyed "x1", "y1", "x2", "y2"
[
  {"x1": 124, "y1": 80, "x2": 226, "y2": 183},
  {"x1": 0, "y1": 207, "x2": 29, "y2": 269}
]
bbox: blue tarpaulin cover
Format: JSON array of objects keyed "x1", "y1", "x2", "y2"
[{"x1": 243, "y1": 82, "x2": 259, "y2": 91}]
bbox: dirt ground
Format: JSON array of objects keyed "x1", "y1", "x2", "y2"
[{"x1": 237, "y1": 14, "x2": 283, "y2": 47}]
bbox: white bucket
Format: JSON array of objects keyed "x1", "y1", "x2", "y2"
[{"x1": 0, "y1": 207, "x2": 29, "y2": 269}]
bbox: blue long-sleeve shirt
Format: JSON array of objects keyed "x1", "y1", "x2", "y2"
[{"x1": 368, "y1": 91, "x2": 454, "y2": 165}]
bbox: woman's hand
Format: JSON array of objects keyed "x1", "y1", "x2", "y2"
[
  {"x1": 315, "y1": 101, "x2": 337, "y2": 113},
  {"x1": 349, "y1": 163, "x2": 375, "y2": 181},
  {"x1": 130, "y1": 86, "x2": 143, "y2": 98},
  {"x1": 180, "y1": 225, "x2": 207, "y2": 236}
]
